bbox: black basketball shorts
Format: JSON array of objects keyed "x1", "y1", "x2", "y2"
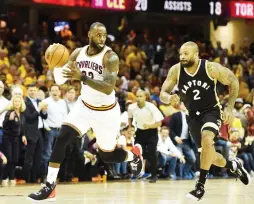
[{"x1": 187, "y1": 107, "x2": 222, "y2": 148}]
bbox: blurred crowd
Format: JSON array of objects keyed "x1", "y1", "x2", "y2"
[{"x1": 1, "y1": 17, "x2": 254, "y2": 186}]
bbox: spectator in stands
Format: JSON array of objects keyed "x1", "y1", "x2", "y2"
[
  {"x1": 157, "y1": 126, "x2": 185, "y2": 179},
  {"x1": 41, "y1": 84, "x2": 67, "y2": 181},
  {"x1": 115, "y1": 125, "x2": 135, "y2": 178},
  {"x1": 22, "y1": 84, "x2": 48, "y2": 183},
  {"x1": 0, "y1": 81, "x2": 9, "y2": 150},
  {"x1": 2, "y1": 95, "x2": 27, "y2": 187},
  {"x1": 229, "y1": 128, "x2": 254, "y2": 175},
  {"x1": 75, "y1": 129, "x2": 100, "y2": 181},
  {"x1": 169, "y1": 108, "x2": 196, "y2": 179},
  {"x1": 151, "y1": 86, "x2": 161, "y2": 105}
]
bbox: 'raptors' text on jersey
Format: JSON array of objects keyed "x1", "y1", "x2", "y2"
[
  {"x1": 76, "y1": 45, "x2": 116, "y2": 106},
  {"x1": 177, "y1": 59, "x2": 220, "y2": 113}
]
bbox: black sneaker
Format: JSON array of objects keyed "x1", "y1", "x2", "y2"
[
  {"x1": 186, "y1": 182, "x2": 205, "y2": 201},
  {"x1": 27, "y1": 182, "x2": 56, "y2": 201},
  {"x1": 231, "y1": 157, "x2": 251, "y2": 185},
  {"x1": 129, "y1": 144, "x2": 144, "y2": 177},
  {"x1": 149, "y1": 176, "x2": 158, "y2": 183}
]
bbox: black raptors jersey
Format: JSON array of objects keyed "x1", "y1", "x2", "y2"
[{"x1": 178, "y1": 59, "x2": 219, "y2": 113}]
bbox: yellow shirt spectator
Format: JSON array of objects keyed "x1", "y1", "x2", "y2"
[{"x1": 18, "y1": 64, "x2": 27, "y2": 78}]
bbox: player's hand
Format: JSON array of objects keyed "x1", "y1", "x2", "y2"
[
  {"x1": 62, "y1": 62, "x2": 82, "y2": 81},
  {"x1": 175, "y1": 136, "x2": 183, "y2": 144},
  {"x1": 169, "y1": 94, "x2": 180, "y2": 105},
  {"x1": 222, "y1": 106, "x2": 234, "y2": 126}
]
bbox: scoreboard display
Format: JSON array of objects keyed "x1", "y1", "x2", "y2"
[{"x1": 31, "y1": 0, "x2": 254, "y2": 19}]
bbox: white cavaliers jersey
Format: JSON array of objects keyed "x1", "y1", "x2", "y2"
[{"x1": 76, "y1": 45, "x2": 116, "y2": 106}]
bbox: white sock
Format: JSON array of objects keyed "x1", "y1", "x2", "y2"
[
  {"x1": 232, "y1": 161, "x2": 237, "y2": 171},
  {"x1": 47, "y1": 167, "x2": 60, "y2": 184},
  {"x1": 125, "y1": 151, "x2": 134, "y2": 162}
]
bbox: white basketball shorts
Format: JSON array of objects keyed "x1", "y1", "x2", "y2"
[{"x1": 63, "y1": 97, "x2": 121, "y2": 151}]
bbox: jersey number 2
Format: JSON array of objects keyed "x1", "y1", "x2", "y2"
[
  {"x1": 193, "y1": 89, "x2": 201, "y2": 100},
  {"x1": 82, "y1": 71, "x2": 94, "y2": 85}
]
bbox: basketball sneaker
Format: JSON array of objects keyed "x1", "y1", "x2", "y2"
[
  {"x1": 27, "y1": 182, "x2": 56, "y2": 201},
  {"x1": 186, "y1": 181, "x2": 205, "y2": 201},
  {"x1": 231, "y1": 157, "x2": 251, "y2": 185},
  {"x1": 129, "y1": 144, "x2": 144, "y2": 177}
]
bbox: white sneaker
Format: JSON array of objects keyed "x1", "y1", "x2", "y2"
[
  {"x1": 1, "y1": 179, "x2": 9, "y2": 187},
  {"x1": 10, "y1": 180, "x2": 16, "y2": 187}
]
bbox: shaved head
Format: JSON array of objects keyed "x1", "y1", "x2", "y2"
[
  {"x1": 88, "y1": 22, "x2": 107, "y2": 52},
  {"x1": 89, "y1": 22, "x2": 106, "y2": 31},
  {"x1": 179, "y1": 41, "x2": 199, "y2": 68},
  {"x1": 181, "y1": 41, "x2": 199, "y2": 53}
]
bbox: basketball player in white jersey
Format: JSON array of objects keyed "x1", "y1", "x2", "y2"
[{"x1": 28, "y1": 22, "x2": 143, "y2": 201}]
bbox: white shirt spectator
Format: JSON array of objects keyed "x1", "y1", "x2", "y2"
[
  {"x1": 0, "y1": 96, "x2": 9, "y2": 128},
  {"x1": 64, "y1": 99, "x2": 76, "y2": 113},
  {"x1": 120, "y1": 111, "x2": 128, "y2": 128},
  {"x1": 43, "y1": 97, "x2": 68, "y2": 128},
  {"x1": 157, "y1": 135, "x2": 182, "y2": 158},
  {"x1": 128, "y1": 102, "x2": 164, "y2": 130}
]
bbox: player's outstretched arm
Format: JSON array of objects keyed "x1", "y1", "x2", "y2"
[
  {"x1": 159, "y1": 65, "x2": 179, "y2": 104},
  {"x1": 207, "y1": 62, "x2": 239, "y2": 109}
]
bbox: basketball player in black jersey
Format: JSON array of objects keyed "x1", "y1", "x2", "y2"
[{"x1": 160, "y1": 41, "x2": 251, "y2": 201}]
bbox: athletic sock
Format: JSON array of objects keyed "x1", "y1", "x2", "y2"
[{"x1": 47, "y1": 167, "x2": 60, "y2": 184}]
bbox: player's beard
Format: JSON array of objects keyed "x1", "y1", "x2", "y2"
[
  {"x1": 180, "y1": 58, "x2": 195, "y2": 68},
  {"x1": 90, "y1": 39, "x2": 105, "y2": 52}
]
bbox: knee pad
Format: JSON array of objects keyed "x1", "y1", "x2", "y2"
[
  {"x1": 50, "y1": 125, "x2": 78, "y2": 163},
  {"x1": 56, "y1": 125, "x2": 78, "y2": 146}
]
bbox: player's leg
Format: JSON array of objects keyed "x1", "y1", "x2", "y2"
[
  {"x1": 27, "y1": 98, "x2": 90, "y2": 201},
  {"x1": 187, "y1": 116, "x2": 250, "y2": 201},
  {"x1": 186, "y1": 122, "x2": 217, "y2": 201},
  {"x1": 91, "y1": 104, "x2": 144, "y2": 177}
]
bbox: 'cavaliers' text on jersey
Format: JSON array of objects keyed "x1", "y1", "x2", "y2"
[
  {"x1": 177, "y1": 59, "x2": 220, "y2": 113},
  {"x1": 76, "y1": 45, "x2": 116, "y2": 106}
]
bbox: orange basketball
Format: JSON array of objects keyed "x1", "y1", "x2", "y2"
[{"x1": 45, "y1": 43, "x2": 69, "y2": 68}]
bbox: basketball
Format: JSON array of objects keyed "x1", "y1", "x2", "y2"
[{"x1": 45, "y1": 43, "x2": 69, "y2": 68}]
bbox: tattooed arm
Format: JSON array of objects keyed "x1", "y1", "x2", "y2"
[
  {"x1": 62, "y1": 50, "x2": 119, "y2": 95},
  {"x1": 207, "y1": 61, "x2": 239, "y2": 109},
  {"x1": 207, "y1": 61, "x2": 239, "y2": 124},
  {"x1": 159, "y1": 64, "x2": 179, "y2": 104},
  {"x1": 83, "y1": 51, "x2": 119, "y2": 95}
]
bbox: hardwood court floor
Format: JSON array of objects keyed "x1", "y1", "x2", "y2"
[{"x1": 0, "y1": 178, "x2": 253, "y2": 204}]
